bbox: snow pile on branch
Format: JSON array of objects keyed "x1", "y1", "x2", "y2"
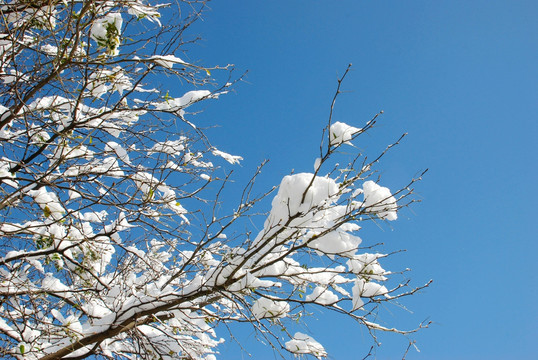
[
  {"x1": 361, "y1": 180, "x2": 398, "y2": 220},
  {"x1": 268, "y1": 173, "x2": 339, "y2": 220},
  {"x1": 251, "y1": 297, "x2": 290, "y2": 319},
  {"x1": 153, "y1": 90, "x2": 212, "y2": 112},
  {"x1": 150, "y1": 54, "x2": 187, "y2": 68},
  {"x1": 211, "y1": 149, "x2": 243, "y2": 165},
  {"x1": 330, "y1": 121, "x2": 361, "y2": 146},
  {"x1": 91, "y1": 13, "x2": 123, "y2": 55},
  {"x1": 27, "y1": 187, "x2": 65, "y2": 220},
  {"x1": 306, "y1": 286, "x2": 339, "y2": 305},
  {"x1": 260, "y1": 173, "x2": 363, "y2": 258},
  {"x1": 285, "y1": 332, "x2": 327, "y2": 359}
]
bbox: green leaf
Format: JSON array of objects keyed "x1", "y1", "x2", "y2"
[
  {"x1": 43, "y1": 206, "x2": 51, "y2": 218},
  {"x1": 19, "y1": 344, "x2": 24, "y2": 355}
]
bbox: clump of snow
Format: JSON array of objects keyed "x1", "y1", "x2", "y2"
[
  {"x1": 351, "y1": 281, "x2": 364, "y2": 311},
  {"x1": 329, "y1": 121, "x2": 361, "y2": 146},
  {"x1": 256, "y1": 173, "x2": 366, "y2": 259},
  {"x1": 41, "y1": 44, "x2": 58, "y2": 56},
  {"x1": 251, "y1": 297, "x2": 290, "y2": 319},
  {"x1": 285, "y1": 332, "x2": 327, "y2": 359},
  {"x1": 307, "y1": 222, "x2": 362, "y2": 259},
  {"x1": 149, "y1": 54, "x2": 187, "y2": 69},
  {"x1": 127, "y1": 3, "x2": 162, "y2": 24},
  {"x1": 352, "y1": 278, "x2": 388, "y2": 306},
  {"x1": 269, "y1": 173, "x2": 339, "y2": 220},
  {"x1": 68, "y1": 190, "x2": 81, "y2": 202},
  {"x1": 347, "y1": 253, "x2": 387, "y2": 281},
  {"x1": 361, "y1": 180, "x2": 398, "y2": 220},
  {"x1": 42, "y1": 274, "x2": 69, "y2": 292},
  {"x1": 305, "y1": 286, "x2": 339, "y2": 305},
  {"x1": 86, "y1": 236, "x2": 115, "y2": 274},
  {"x1": 87, "y1": 67, "x2": 133, "y2": 97},
  {"x1": 51, "y1": 309, "x2": 82, "y2": 333},
  {"x1": 150, "y1": 138, "x2": 186, "y2": 156},
  {"x1": 91, "y1": 13, "x2": 123, "y2": 55},
  {"x1": 154, "y1": 90, "x2": 211, "y2": 112},
  {"x1": 211, "y1": 149, "x2": 243, "y2": 165},
  {"x1": 314, "y1": 157, "x2": 322, "y2": 171},
  {"x1": 27, "y1": 187, "x2": 64, "y2": 220},
  {"x1": 0, "y1": 159, "x2": 17, "y2": 187},
  {"x1": 105, "y1": 141, "x2": 130, "y2": 163},
  {"x1": 227, "y1": 272, "x2": 279, "y2": 292}
]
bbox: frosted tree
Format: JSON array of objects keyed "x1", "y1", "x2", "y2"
[{"x1": 0, "y1": 1, "x2": 429, "y2": 359}]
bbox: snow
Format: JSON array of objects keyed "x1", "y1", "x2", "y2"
[
  {"x1": 306, "y1": 286, "x2": 339, "y2": 305},
  {"x1": 127, "y1": 4, "x2": 162, "y2": 25},
  {"x1": 361, "y1": 180, "x2": 398, "y2": 220},
  {"x1": 27, "y1": 187, "x2": 65, "y2": 220},
  {"x1": 251, "y1": 297, "x2": 290, "y2": 319},
  {"x1": 42, "y1": 274, "x2": 70, "y2": 292},
  {"x1": 105, "y1": 141, "x2": 130, "y2": 163},
  {"x1": 227, "y1": 271, "x2": 279, "y2": 292},
  {"x1": 90, "y1": 13, "x2": 123, "y2": 55},
  {"x1": 258, "y1": 173, "x2": 368, "y2": 258},
  {"x1": 314, "y1": 157, "x2": 322, "y2": 171},
  {"x1": 269, "y1": 173, "x2": 339, "y2": 220},
  {"x1": 285, "y1": 332, "x2": 327, "y2": 359},
  {"x1": 0, "y1": 159, "x2": 17, "y2": 187},
  {"x1": 307, "y1": 224, "x2": 362, "y2": 258},
  {"x1": 0, "y1": 318, "x2": 22, "y2": 343},
  {"x1": 347, "y1": 253, "x2": 388, "y2": 281},
  {"x1": 68, "y1": 190, "x2": 81, "y2": 201},
  {"x1": 353, "y1": 278, "x2": 388, "y2": 298},
  {"x1": 87, "y1": 67, "x2": 133, "y2": 97},
  {"x1": 79, "y1": 210, "x2": 108, "y2": 223},
  {"x1": 149, "y1": 54, "x2": 187, "y2": 68},
  {"x1": 73, "y1": 157, "x2": 124, "y2": 178},
  {"x1": 211, "y1": 148, "x2": 243, "y2": 164},
  {"x1": 53, "y1": 144, "x2": 94, "y2": 160},
  {"x1": 154, "y1": 90, "x2": 212, "y2": 111},
  {"x1": 351, "y1": 282, "x2": 365, "y2": 311},
  {"x1": 150, "y1": 138, "x2": 186, "y2": 156},
  {"x1": 329, "y1": 121, "x2": 361, "y2": 146}
]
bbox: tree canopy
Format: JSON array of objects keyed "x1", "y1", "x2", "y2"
[{"x1": 0, "y1": 1, "x2": 428, "y2": 359}]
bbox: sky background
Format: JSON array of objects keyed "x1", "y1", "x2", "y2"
[{"x1": 177, "y1": 1, "x2": 536, "y2": 359}]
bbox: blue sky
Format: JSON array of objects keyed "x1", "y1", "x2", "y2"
[{"x1": 181, "y1": 1, "x2": 537, "y2": 359}]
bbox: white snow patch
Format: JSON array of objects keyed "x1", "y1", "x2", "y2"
[
  {"x1": 305, "y1": 286, "x2": 339, "y2": 305},
  {"x1": 330, "y1": 121, "x2": 361, "y2": 146},
  {"x1": 361, "y1": 180, "x2": 398, "y2": 220},
  {"x1": 211, "y1": 149, "x2": 243, "y2": 165},
  {"x1": 252, "y1": 297, "x2": 290, "y2": 319},
  {"x1": 285, "y1": 332, "x2": 327, "y2": 359},
  {"x1": 149, "y1": 54, "x2": 187, "y2": 68}
]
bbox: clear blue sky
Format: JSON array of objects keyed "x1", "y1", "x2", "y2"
[{"x1": 180, "y1": 1, "x2": 537, "y2": 359}]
